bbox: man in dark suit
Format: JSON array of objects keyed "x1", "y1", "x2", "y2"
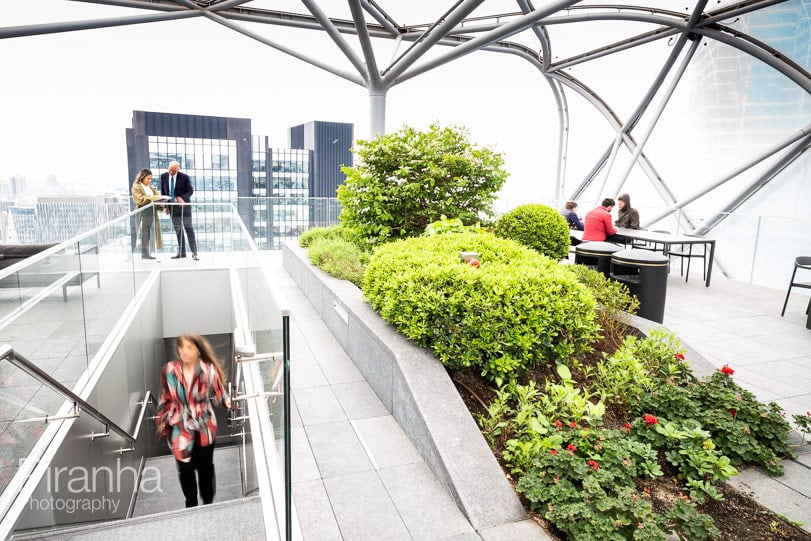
[{"x1": 161, "y1": 161, "x2": 199, "y2": 260}]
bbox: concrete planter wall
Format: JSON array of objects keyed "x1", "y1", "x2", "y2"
[
  {"x1": 282, "y1": 242, "x2": 530, "y2": 532},
  {"x1": 281, "y1": 241, "x2": 720, "y2": 534}
]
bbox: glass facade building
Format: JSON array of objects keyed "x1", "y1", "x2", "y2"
[{"x1": 127, "y1": 111, "x2": 351, "y2": 250}]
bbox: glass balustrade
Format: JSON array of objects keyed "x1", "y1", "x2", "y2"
[{"x1": 0, "y1": 201, "x2": 294, "y2": 538}]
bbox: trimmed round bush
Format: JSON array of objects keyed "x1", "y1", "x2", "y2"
[
  {"x1": 494, "y1": 204, "x2": 570, "y2": 260},
  {"x1": 363, "y1": 231, "x2": 599, "y2": 382}
]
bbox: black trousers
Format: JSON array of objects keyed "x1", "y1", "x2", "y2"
[
  {"x1": 176, "y1": 441, "x2": 216, "y2": 507},
  {"x1": 170, "y1": 210, "x2": 198, "y2": 255}
]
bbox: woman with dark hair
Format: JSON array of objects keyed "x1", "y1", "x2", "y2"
[
  {"x1": 559, "y1": 201, "x2": 584, "y2": 231},
  {"x1": 157, "y1": 332, "x2": 231, "y2": 507}
]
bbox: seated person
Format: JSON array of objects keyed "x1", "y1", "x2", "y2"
[
  {"x1": 560, "y1": 201, "x2": 584, "y2": 231},
  {"x1": 615, "y1": 193, "x2": 640, "y2": 229},
  {"x1": 583, "y1": 198, "x2": 625, "y2": 244}
]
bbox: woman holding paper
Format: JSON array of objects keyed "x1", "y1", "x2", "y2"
[{"x1": 131, "y1": 168, "x2": 163, "y2": 259}]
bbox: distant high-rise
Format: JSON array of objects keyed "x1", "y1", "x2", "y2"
[
  {"x1": 126, "y1": 111, "x2": 351, "y2": 248},
  {"x1": 289, "y1": 121, "x2": 354, "y2": 198}
]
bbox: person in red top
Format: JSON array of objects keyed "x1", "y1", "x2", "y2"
[
  {"x1": 157, "y1": 332, "x2": 231, "y2": 507},
  {"x1": 583, "y1": 198, "x2": 624, "y2": 243}
]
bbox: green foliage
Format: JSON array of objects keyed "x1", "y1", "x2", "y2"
[
  {"x1": 494, "y1": 204, "x2": 570, "y2": 260},
  {"x1": 516, "y1": 427, "x2": 680, "y2": 541},
  {"x1": 665, "y1": 500, "x2": 721, "y2": 540},
  {"x1": 565, "y1": 263, "x2": 640, "y2": 350},
  {"x1": 637, "y1": 372, "x2": 793, "y2": 475},
  {"x1": 632, "y1": 417, "x2": 738, "y2": 500},
  {"x1": 337, "y1": 124, "x2": 508, "y2": 247},
  {"x1": 307, "y1": 237, "x2": 366, "y2": 287},
  {"x1": 592, "y1": 331, "x2": 692, "y2": 411},
  {"x1": 593, "y1": 337, "x2": 656, "y2": 412},
  {"x1": 424, "y1": 216, "x2": 475, "y2": 236},
  {"x1": 298, "y1": 225, "x2": 355, "y2": 248},
  {"x1": 362, "y1": 231, "x2": 599, "y2": 383},
  {"x1": 566, "y1": 264, "x2": 639, "y2": 315}
]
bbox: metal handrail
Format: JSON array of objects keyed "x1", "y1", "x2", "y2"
[{"x1": 0, "y1": 344, "x2": 135, "y2": 449}]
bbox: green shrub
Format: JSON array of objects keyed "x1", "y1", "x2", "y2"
[
  {"x1": 307, "y1": 237, "x2": 366, "y2": 287},
  {"x1": 637, "y1": 370, "x2": 793, "y2": 475},
  {"x1": 566, "y1": 264, "x2": 640, "y2": 350},
  {"x1": 363, "y1": 231, "x2": 599, "y2": 383},
  {"x1": 298, "y1": 225, "x2": 353, "y2": 248},
  {"x1": 337, "y1": 124, "x2": 508, "y2": 247},
  {"x1": 494, "y1": 204, "x2": 570, "y2": 260}
]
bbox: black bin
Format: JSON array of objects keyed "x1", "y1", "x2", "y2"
[
  {"x1": 575, "y1": 241, "x2": 624, "y2": 277},
  {"x1": 609, "y1": 249, "x2": 669, "y2": 323}
]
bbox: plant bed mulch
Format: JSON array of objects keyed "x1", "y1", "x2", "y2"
[{"x1": 449, "y1": 366, "x2": 811, "y2": 541}]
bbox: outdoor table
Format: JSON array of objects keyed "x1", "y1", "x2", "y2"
[{"x1": 616, "y1": 228, "x2": 716, "y2": 287}]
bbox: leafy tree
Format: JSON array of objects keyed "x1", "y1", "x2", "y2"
[{"x1": 337, "y1": 124, "x2": 508, "y2": 246}]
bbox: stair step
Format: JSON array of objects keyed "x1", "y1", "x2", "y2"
[{"x1": 12, "y1": 495, "x2": 264, "y2": 540}]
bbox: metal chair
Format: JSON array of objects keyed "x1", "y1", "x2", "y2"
[
  {"x1": 780, "y1": 256, "x2": 811, "y2": 316},
  {"x1": 666, "y1": 235, "x2": 707, "y2": 282}
]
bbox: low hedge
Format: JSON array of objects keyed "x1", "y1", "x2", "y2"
[{"x1": 363, "y1": 231, "x2": 599, "y2": 382}]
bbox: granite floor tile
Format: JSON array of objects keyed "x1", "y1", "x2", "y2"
[
  {"x1": 323, "y1": 470, "x2": 411, "y2": 541},
  {"x1": 293, "y1": 385, "x2": 346, "y2": 426},
  {"x1": 352, "y1": 416, "x2": 424, "y2": 470},
  {"x1": 305, "y1": 420, "x2": 374, "y2": 479},
  {"x1": 291, "y1": 426, "x2": 320, "y2": 483},
  {"x1": 316, "y1": 352, "x2": 365, "y2": 385},
  {"x1": 378, "y1": 462, "x2": 475, "y2": 539},
  {"x1": 290, "y1": 355, "x2": 328, "y2": 389},
  {"x1": 333, "y1": 381, "x2": 389, "y2": 420},
  {"x1": 292, "y1": 479, "x2": 342, "y2": 541}
]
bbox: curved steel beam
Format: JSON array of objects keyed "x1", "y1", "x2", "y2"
[
  {"x1": 0, "y1": 11, "x2": 198, "y2": 39},
  {"x1": 301, "y1": 0, "x2": 369, "y2": 83}
]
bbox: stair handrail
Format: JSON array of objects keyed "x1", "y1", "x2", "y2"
[{"x1": 0, "y1": 343, "x2": 136, "y2": 451}]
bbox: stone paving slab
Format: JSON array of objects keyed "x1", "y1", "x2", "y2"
[
  {"x1": 323, "y1": 470, "x2": 411, "y2": 540},
  {"x1": 292, "y1": 479, "x2": 341, "y2": 541},
  {"x1": 305, "y1": 420, "x2": 374, "y2": 479},
  {"x1": 729, "y1": 465, "x2": 811, "y2": 532},
  {"x1": 332, "y1": 380, "x2": 389, "y2": 420},
  {"x1": 478, "y1": 519, "x2": 551, "y2": 540},
  {"x1": 293, "y1": 385, "x2": 346, "y2": 426},
  {"x1": 351, "y1": 415, "x2": 424, "y2": 469},
  {"x1": 378, "y1": 462, "x2": 478, "y2": 539}
]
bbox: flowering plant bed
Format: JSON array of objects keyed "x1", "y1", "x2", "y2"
[{"x1": 450, "y1": 333, "x2": 811, "y2": 541}]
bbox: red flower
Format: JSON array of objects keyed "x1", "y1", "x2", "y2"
[
  {"x1": 587, "y1": 460, "x2": 600, "y2": 470},
  {"x1": 569, "y1": 421, "x2": 578, "y2": 428},
  {"x1": 728, "y1": 408, "x2": 737, "y2": 418},
  {"x1": 550, "y1": 449, "x2": 559, "y2": 455},
  {"x1": 566, "y1": 443, "x2": 577, "y2": 454},
  {"x1": 720, "y1": 364, "x2": 735, "y2": 376},
  {"x1": 624, "y1": 422, "x2": 632, "y2": 431},
  {"x1": 674, "y1": 352, "x2": 685, "y2": 361},
  {"x1": 643, "y1": 414, "x2": 658, "y2": 425},
  {"x1": 554, "y1": 419, "x2": 563, "y2": 427},
  {"x1": 465, "y1": 257, "x2": 480, "y2": 268}
]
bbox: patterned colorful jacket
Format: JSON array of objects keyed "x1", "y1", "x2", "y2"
[{"x1": 157, "y1": 359, "x2": 229, "y2": 461}]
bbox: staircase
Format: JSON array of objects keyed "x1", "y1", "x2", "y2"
[{"x1": 12, "y1": 446, "x2": 266, "y2": 540}]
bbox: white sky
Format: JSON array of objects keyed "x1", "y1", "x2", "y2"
[
  {"x1": 0, "y1": 1, "x2": 576, "y2": 204},
  {"x1": 0, "y1": 1, "x2": 750, "y2": 212}
]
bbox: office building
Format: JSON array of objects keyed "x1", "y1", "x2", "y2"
[{"x1": 126, "y1": 111, "x2": 351, "y2": 249}]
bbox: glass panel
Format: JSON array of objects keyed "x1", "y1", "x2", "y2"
[{"x1": 0, "y1": 360, "x2": 71, "y2": 493}]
